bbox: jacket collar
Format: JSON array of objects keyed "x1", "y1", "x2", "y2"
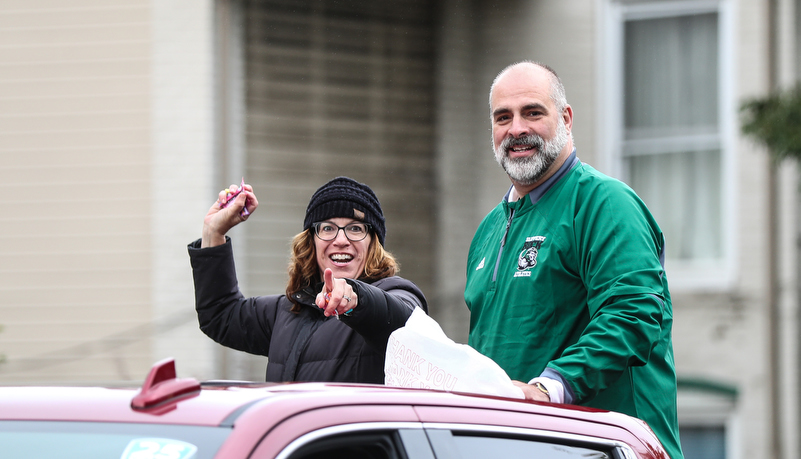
[{"x1": 503, "y1": 148, "x2": 579, "y2": 205}]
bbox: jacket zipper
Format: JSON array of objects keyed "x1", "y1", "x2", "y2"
[{"x1": 492, "y1": 208, "x2": 515, "y2": 282}]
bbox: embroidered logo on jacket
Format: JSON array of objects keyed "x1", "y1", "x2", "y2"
[{"x1": 515, "y1": 236, "x2": 546, "y2": 277}]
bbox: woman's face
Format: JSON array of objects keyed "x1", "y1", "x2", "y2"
[{"x1": 314, "y1": 217, "x2": 372, "y2": 280}]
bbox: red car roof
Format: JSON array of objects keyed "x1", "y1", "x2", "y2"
[{"x1": 0, "y1": 358, "x2": 668, "y2": 459}]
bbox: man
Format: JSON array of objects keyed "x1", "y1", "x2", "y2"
[{"x1": 465, "y1": 61, "x2": 683, "y2": 459}]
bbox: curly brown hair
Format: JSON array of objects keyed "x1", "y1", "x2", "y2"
[{"x1": 285, "y1": 229, "x2": 399, "y2": 312}]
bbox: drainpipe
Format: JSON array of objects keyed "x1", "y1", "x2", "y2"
[{"x1": 766, "y1": 0, "x2": 782, "y2": 458}]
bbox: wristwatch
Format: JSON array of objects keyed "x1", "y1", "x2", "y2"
[{"x1": 533, "y1": 381, "x2": 550, "y2": 398}]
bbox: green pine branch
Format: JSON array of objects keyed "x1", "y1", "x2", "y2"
[{"x1": 741, "y1": 84, "x2": 801, "y2": 163}]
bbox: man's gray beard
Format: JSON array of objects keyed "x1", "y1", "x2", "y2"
[{"x1": 494, "y1": 119, "x2": 569, "y2": 186}]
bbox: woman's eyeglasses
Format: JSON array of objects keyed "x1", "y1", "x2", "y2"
[{"x1": 313, "y1": 222, "x2": 372, "y2": 242}]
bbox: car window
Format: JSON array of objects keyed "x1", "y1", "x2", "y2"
[
  {"x1": 450, "y1": 434, "x2": 610, "y2": 458},
  {"x1": 286, "y1": 431, "x2": 408, "y2": 459},
  {"x1": 426, "y1": 429, "x2": 612, "y2": 459},
  {"x1": 1, "y1": 420, "x2": 230, "y2": 459}
]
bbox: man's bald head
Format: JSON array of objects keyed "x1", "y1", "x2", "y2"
[{"x1": 489, "y1": 61, "x2": 568, "y2": 115}]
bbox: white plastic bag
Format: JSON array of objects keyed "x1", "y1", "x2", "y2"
[{"x1": 385, "y1": 308, "x2": 524, "y2": 399}]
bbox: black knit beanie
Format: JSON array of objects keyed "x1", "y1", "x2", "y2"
[{"x1": 303, "y1": 177, "x2": 386, "y2": 246}]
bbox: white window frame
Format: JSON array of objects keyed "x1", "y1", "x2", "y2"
[
  {"x1": 676, "y1": 382, "x2": 739, "y2": 459},
  {"x1": 597, "y1": 0, "x2": 737, "y2": 291}
]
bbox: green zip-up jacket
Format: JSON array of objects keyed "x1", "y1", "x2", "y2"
[{"x1": 465, "y1": 153, "x2": 683, "y2": 459}]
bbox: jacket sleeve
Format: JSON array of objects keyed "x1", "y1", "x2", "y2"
[
  {"x1": 548, "y1": 293, "x2": 666, "y2": 403},
  {"x1": 547, "y1": 180, "x2": 670, "y2": 403},
  {"x1": 341, "y1": 276, "x2": 428, "y2": 353},
  {"x1": 187, "y1": 237, "x2": 278, "y2": 356}
]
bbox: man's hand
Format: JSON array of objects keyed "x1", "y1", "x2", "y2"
[{"x1": 512, "y1": 380, "x2": 551, "y2": 402}]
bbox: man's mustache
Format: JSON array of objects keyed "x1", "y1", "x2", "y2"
[{"x1": 500, "y1": 134, "x2": 545, "y2": 154}]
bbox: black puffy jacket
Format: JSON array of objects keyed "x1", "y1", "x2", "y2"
[{"x1": 188, "y1": 238, "x2": 428, "y2": 383}]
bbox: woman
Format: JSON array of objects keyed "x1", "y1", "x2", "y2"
[{"x1": 187, "y1": 176, "x2": 428, "y2": 383}]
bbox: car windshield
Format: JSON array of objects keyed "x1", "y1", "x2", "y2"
[{"x1": 1, "y1": 420, "x2": 230, "y2": 459}]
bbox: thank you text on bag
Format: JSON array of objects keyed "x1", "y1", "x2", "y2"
[{"x1": 385, "y1": 308, "x2": 524, "y2": 399}]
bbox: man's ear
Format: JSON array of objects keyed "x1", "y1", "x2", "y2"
[{"x1": 562, "y1": 105, "x2": 574, "y2": 132}]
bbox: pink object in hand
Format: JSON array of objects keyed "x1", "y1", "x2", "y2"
[{"x1": 220, "y1": 178, "x2": 250, "y2": 216}]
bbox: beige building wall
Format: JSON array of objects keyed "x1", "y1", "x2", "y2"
[
  {"x1": 149, "y1": 0, "x2": 218, "y2": 381},
  {"x1": 0, "y1": 0, "x2": 216, "y2": 384},
  {"x1": 668, "y1": 0, "x2": 799, "y2": 457},
  {"x1": 0, "y1": 0, "x2": 155, "y2": 383}
]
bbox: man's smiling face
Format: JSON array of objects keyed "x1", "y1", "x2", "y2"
[{"x1": 490, "y1": 64, "x2": 572, "y2": 187}]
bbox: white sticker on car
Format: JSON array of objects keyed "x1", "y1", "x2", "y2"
[{"x1": 120, "y1": 438, "x2": 197, "y2": 459}]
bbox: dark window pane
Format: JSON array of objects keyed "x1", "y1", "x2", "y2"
[
  {"x1": 680, "y1": 426, "x2": 726, "y2": 459},
  {"x1": 450, "y1": 434, "x2": 610, "y2": 459}
]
